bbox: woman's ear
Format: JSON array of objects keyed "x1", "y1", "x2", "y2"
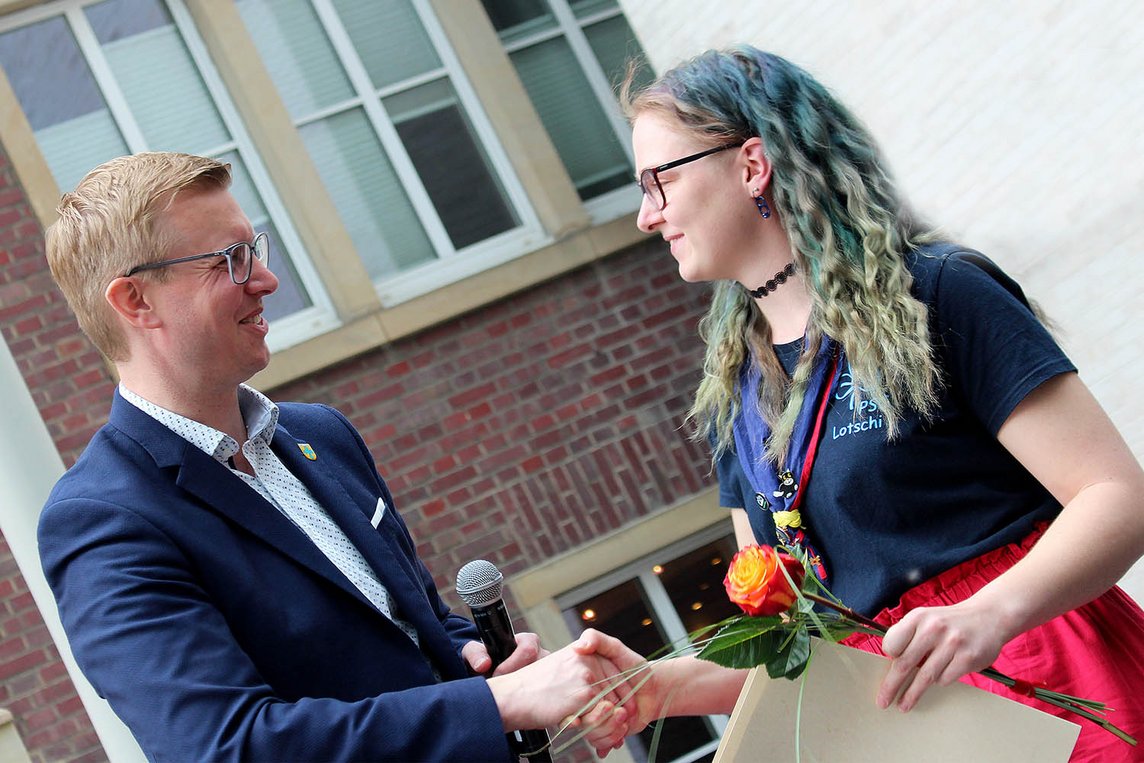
[
  {"x1": 741, "y1": 136, "x2": 773, "y2": 196},
  {"x1": 105, "y1": 276, "x2": 162, "y2": 329}
]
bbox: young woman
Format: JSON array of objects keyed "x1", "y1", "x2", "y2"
[{"x1": 585, "y1": 46, "x2": 1144, "y2": 762}]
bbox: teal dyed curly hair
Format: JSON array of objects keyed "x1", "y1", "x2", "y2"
[{"x1": 622, "y1": 46, "x2": 942, "y2": 463}]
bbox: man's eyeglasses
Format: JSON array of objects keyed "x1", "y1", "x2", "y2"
[
  {"x1": 124, "y1": 232, "x2": 271, "y2": 285},
  {"x1": 638, "y1": 143, "x2": 741, "y2": 211}
]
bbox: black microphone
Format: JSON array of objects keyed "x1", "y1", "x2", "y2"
[{"x1": 456, "y1": 559, "x2": 552, "y2": 762}]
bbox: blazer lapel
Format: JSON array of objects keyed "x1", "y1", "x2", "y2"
[
  {"x1": 109, "y1": 393, "x2": 373, "y2": 609},
  {"x1": 272, "y1": 424, "x2": 425, "y2": 595},
  {"x1": 272, "y1": 424, "x2": 460, "y2": 660}
]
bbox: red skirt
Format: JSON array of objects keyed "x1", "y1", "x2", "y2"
[{"x1": 842, "y1": 526, "x2": 1144, "y2": 762}]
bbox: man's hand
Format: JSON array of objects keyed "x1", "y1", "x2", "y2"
[
  {"x1": 462, "y1": 632, "x2": 545, "y2": 676},
  {"x1": 567, "y1": 629, "x2": 657, "y2": 757},
  {"x1": 486, "y1": 628, "x2": 642, "y2": 733}
]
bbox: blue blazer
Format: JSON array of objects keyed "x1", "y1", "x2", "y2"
[{"x1": 39, "y1": 392, "x2": 513, "y2": 762}]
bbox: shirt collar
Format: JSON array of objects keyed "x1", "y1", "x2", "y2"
[
  {"x1": 238, "y1": 385, "x2": 279, "y2": 442},
  {"x1": 119, "y1": 383, "x2": 279, "y2": 463}
]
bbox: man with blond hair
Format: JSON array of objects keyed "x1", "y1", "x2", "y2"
[{"x1": 39, "y1": 152, "x2": 632, "y2": 762}]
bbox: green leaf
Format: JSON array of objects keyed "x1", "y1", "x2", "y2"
[
  {"x1": 765, "y1": 625, "x2": 811, "y2": 680},
  {"x1": 707, "y1": 616, "x2": 785, "y2": 645},
  {"x1": 697, "y1": 618, "x2": 785, "y2": 669}
]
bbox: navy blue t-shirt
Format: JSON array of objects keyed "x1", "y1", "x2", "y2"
[{"x1": 717, "y1": 245, "x2": 1076, "y2": 616}]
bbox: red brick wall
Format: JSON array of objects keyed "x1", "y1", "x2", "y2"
[
  {"x1": 1, "y1": 129, "x2": 715, "y2": 759},
  {"x1": 269, "y1": 243, "x2": 714, "y2": 609}
]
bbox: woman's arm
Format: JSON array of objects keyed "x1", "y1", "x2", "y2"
[
  {"x1": 582, "y1": 653, "x2": 748, "y2": 757},
  {"x1": 731, "y1": 507, "x2": 756, "y2": 548},
  {"x1": 878, "y1": 372, "x2": 1144, "y2": 711}
]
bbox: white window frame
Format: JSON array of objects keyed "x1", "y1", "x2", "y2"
[
  {"x1": 277, "y1": 0, "x2": 548, "y2": 307},
  {"x1": 0, "y1": 0, "x2": 340, "y2": 353},
  {"x1": 555, "y1": 523, "x2": 733, "y2": 763},
  {"x1": 495, "y1": 0, "x2": 643, "y2": 226}
]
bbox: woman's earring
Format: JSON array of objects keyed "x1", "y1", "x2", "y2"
[{"x1": 754, "y1": 192, "x2": 771, "y2": 219}]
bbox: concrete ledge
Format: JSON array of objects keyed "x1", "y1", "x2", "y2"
[{"x1": 0, "y1": 708, "x2": 32, "y2": 763}]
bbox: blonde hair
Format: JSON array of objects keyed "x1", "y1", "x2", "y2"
[
  {"x1": 622, "y1": 47, "x2": 941, "y2": 463},
  {"x1": 45, "y1": 152, "x2": 231, "y2": 361}
]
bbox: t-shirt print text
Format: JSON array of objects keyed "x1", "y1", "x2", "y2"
[{"x1": 831, "y1": 369, "x2": 884, "y2": 440}]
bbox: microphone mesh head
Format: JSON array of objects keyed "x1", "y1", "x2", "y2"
[{"x1": 455, "y1": 559, "x2": 504, "y2": 607}]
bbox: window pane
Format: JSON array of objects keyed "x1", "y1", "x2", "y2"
[
  {"x1": 480, "y1": 0, "x2": 555, "y2": 45},
  {"x1": 86, "y1": 0, "x2": 230, "y2": 154},
  {"x1": 85, "y1": 0, "x2": 170, "y2": 42},
  {"x1": 221, "y1": 152, "x2": 311, "y2": 318},
  {"x1": 236, "y1": 0, "x2": 355, "y2": 119},
  {"x1": 570, "y1": 0, "x2": 619, "y2": 18},
  {"x1": 0, "y1": 17, "x2": 129, "y2": 191},
  {"x1": 384, "y1": 80, "x2": 518, "y2": 249},
  {"x1": 331, "y1": 0, "x2": 441, "y2": 90},
  {"x1": 299, "y1": 108, "x2": 435, "y2": 279},
  {"x1": 563, "y1": 581, "x2": 718, "y2": 763},
  {"x1": 657, "y1": 537, "x2": 741, "y2": 636},
  {"x1": 583, "y1": 14, "x2": 653, "y2": 95},
  {"x1": 564, "y1": 580, "x2": 666, "y2": 656},
  {"x1": 509, "y1": 37, "x2": 631, "y2": 199}
]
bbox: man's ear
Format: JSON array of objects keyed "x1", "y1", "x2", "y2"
[
  {"x1": 740, "y1": 136, "x2": 773, "y2": 196},
  {"x1": 105, "y1": 276, "x2": 162, "y2": 329}
]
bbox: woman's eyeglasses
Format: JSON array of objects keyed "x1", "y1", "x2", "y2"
[{"x1": 638, "y1": 143, "x2": 741, "y2": 210}]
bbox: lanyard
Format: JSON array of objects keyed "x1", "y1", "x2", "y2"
[
  {"x1": 788, "y1": 350, "x2": 839, "y2": 514},
  {"x1": 732, "y1": 340, "x2": 841, "y2": 581}
]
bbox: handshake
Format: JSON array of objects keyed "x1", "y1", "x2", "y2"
[
  {"x1": 456, "y1": 558, "x2": 659, "y2": 758},
  {"x1": 457, "y1": 559, "x2": 744, "y2": 759},
  {"x1": 469, "y1": 627, "x2": 668, "y2": 759}
]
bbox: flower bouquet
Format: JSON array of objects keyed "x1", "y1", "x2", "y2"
[
  {"x1": 708, "y1": 545, "x2": 1134, "y2": 748},
  {"x1": 554, "y1": 544, "x2": 1135, "y2": 756}
]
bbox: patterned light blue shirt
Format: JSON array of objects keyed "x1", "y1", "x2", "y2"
[{"x1": 119, "y1": 383, "x2": 420, "y2": 646}]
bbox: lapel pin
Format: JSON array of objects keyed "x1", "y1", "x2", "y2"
[{"x1": 298, "y1": 443, "x2": 317, "y2": 460}]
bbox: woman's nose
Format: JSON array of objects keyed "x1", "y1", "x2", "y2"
[{"x1": 636, "y1": 194, "x2": 664, "y2": 233}]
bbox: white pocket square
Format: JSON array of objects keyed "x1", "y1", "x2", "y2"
[{"x1": 370, "y1": 498, "x2": 387, "y2": 528}]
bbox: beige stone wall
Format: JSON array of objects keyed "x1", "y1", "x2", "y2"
[{"x1": 620, "y1": 0, "x2": 1144, "y2": 596}]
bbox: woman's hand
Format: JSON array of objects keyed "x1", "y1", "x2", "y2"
[
  {"x1": 876, "y1": 598, "x2": 1011, "y2": 711},
  {"x1": 579, "y1": 653, "x2": 747, "y2": 758}
]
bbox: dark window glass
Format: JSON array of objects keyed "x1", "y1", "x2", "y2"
[
  {"x1": 86, "y1": 0, "x2": 172, "y2": 43},
  {"x1": 562, "y1": 535, "x2": 739, "y2": 762},
  {"x1": 0, "y1": 18, "x2": 129, "y2": 190},
  {"x1": 660, "y1": 538, "x2": 741, "y2": 635},
  {"x1": 385, "y1": 83, "x2": 518, "y2": 249},
  {"x1": 0, "y1": 18, "x2": 106, "y2": 131}
]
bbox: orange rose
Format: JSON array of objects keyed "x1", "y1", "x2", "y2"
[{"x1": 724, "y1": 545, "x2": 805, "y2": 617}]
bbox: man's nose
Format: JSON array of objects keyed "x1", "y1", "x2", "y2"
[{"x1": 246, "y1": 254, "x2": 278, "y2": 295}]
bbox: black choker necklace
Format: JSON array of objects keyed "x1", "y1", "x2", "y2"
[{"x1": 748, "y1": 263, "x2": 796, "y2": 298}]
